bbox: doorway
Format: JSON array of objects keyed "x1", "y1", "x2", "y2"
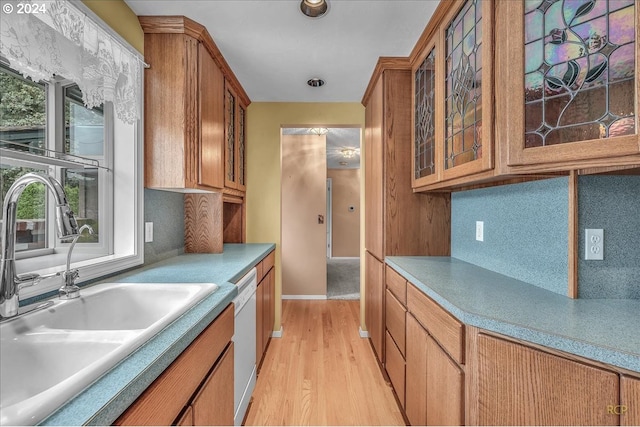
[{"x1": 281, "y1": 127, "x2": 361, "y2": 300}]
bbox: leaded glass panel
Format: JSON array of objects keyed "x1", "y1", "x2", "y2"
[
  {"x1": 226, "y1": 89, "x2": 235, "y2": 182},
  {"x1": 524, "y1": 0, "x2": 636, "y2": 148},
  {"x1": 445, "y1": 0, "x2": 483, "y2": 170},
  {"x1": 239, "y1": 106, "x2": 245, "y2": 186},
  {"x1": 415, "y1": 48, "x2": 437, "y2": 179}
]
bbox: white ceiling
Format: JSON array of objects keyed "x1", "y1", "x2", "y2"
[
  {"x1": 283, "y1": 128, "x2": 360, "y2": 169},
  {"x1": 125, "y1": 0, "x2": 440, "y2": 102}
]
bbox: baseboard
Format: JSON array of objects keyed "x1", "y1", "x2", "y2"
[
  {"x1": 271, "y1": 326, "x2": 283, "y2": 338},
  {"x1": 359, "y1": 327, "x2": 369, "y2": 338},
  {"x1": 281, "y1": 294, "x2": 327, "y2": 300}
]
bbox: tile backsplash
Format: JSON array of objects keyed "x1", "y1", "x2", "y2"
[
  {"x1": 578, "y1": 175, "x2": 640, "y2": 299},
  {"x1": 144, "y1": 189, "x2": 185, "y2": 265},
  {"x1": 451, "y1": 178, "x2": 569, "y2": 296}
]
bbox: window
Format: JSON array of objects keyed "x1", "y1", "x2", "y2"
[{"x1": 0, "y1": 61, "x2": 141, "y2": 298}]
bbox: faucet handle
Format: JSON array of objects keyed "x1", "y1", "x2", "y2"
[
  {"x1": 16, "y1": 273, "x2": 41, "y2": 290},
  {"x1": 59, "y1": 269, "x2": 81, "y2": 300}
]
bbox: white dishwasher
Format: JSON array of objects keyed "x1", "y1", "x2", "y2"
[{"x1": 232, "y1": 268, "x2": 257, "y2": 426}]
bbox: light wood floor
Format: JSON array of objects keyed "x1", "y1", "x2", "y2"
[{"x1": 244, "y1": 300, "x2": 405, "y2": 426}]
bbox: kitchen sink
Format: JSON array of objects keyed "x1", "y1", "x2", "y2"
[{"x1": 0, "y1": 282, "x2": 218, "y2": 426}]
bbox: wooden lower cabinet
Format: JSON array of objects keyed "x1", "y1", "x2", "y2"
[
  {"x1": 385, "y1": 331, "x2": 405, "y2": 408},
  {"x1": 365, "y1": 251, "x2": 384, "y2": 363},
  {"x1": 405, "y1": 314, "x2": 428, "y2": 425},
  {"x1": 257, "y1": 250, "x2": 276, "y2": 370},
  {"x1": 115, "y1": 304, "x2": 234, "y2": 426},
  {"x1": 191, "y1": 343, "x2": 234, "y2": 425},
  {"x1": 621, "y1": 375, "x2": 640, "y2": 426},
  {"x1": 426, "y1": 336, "x2": 464, "y2": 426},
  {"x1": 474, "y1": 334, "x2": 619, "y2": 426},
  {"x1": 405, "y1": 313, "x2": 464, "y2": 426}
]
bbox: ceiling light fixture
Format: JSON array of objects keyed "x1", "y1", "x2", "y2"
[
  {"x1": 341, "y1": 148, "x2": 359, "y2": 158},
  {"x1": 300, "y1": 0, "x2": 328, "y2": 18},
  {"x1": 309, "y1": 127, "x2": 329, "y2": 135},
  {"x1": 307, "y1": 78, "x2": 325, "y2": 87}
]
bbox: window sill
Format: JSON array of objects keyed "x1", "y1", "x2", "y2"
[{"x1": 17, "y1": 252, "x2": 143, "y2": 300}]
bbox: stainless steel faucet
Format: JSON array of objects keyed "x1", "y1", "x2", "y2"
[
  {"x1": 59, "y1": 224, "x2": 94, "y2": 299},
  {"x1": 0, "y1": 173, "x2": 79, "y2": 318}
]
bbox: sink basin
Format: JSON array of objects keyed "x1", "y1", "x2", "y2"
[{"x1": 0, "y1": 282, "x2": 218, "y2": 426}]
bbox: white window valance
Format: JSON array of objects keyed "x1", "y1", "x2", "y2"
[{"x1": 0, "y1": 0, "x2": 143, "y2": 124}]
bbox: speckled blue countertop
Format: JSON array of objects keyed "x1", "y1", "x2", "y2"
[
  {"x1": 385, "y1": 256, "x2": 640, "y2": 373},
  {"x1": 40, "y1": 243, "x2": 275, "y2": 426}
]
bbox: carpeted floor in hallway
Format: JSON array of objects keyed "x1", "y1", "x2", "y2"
[{"x1": 326, "y1": 258, "x2": 360, "y2": 300}]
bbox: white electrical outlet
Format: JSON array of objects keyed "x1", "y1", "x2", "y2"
[
  {"x1": 145, "y1": 222, "x2": 154, "y2": 243},
  {"x1": 585, "y1": 229, "x2": 603, "y2": 260},
  {"x1": 476, "y1": 221, "x2": 484, "y2": 242}
]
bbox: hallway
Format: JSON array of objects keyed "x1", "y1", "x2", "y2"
[{"x1": 244, "y1": 300, "x2": 405, "y2": 426}]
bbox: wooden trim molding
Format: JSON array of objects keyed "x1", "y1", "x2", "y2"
[
  {"x1": 139, "y1": 15, "x2": 250, "y2": 106},
  {"x1": 361, "y1": 57, "x2": 411, "y2": 106},
  {"x1": 568, "y1": 170, "x2": 579, "y2": 298},
  {"x1": 408, "y1": 1, "x2": 450, "y2": 66}
]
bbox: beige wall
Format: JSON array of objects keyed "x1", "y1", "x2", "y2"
[
  {"x1": 328, "y1": 169, "x2": 361, "y2": 257},
  {"x1": 246, "y1": 102, "x2": 366, "y2": 331},
  {"x1": 82, "y1": 0, "x2": 144, "y2": 53}
]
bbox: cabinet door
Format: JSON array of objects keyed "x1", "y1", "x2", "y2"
[
  {"x1": 476, "y1": 334, "x2": 619, "y2": 425},
  {"x1": 439, "y1": 0, "x2": 494, "y2": 182},
  {"x1": 263, "y1": 268, "x2": 273, "y2": 352},
  {"x1": 236, "y1": 103, "x2": 247, "y2": 191},
  {"x1": 192, "y1": 343, "x2": 234, "y2": 426},
  {"x1": 198, "y1": 43, "x2": 224, "y2": 189},
  {"x1": 412, "y1": 38, "x2": 442, "y2": 188},
  {"x1": 364, "y1": 78, "x2": 384, "y2": 260},
  {"x1": 365, "y1": 251, "x2": 384, "y2": 362},
  {"x1": 426, "y1": 336, "x2": 464, "y2": 426},
  {"x1": 621, "y1": 375, "x2": 640, "y2": 426},
  {"x1": 268, "y1": 267, "x2": 275, "y2": 340},
  {"x1": 405, "y1": 314, "x2": 428, "y2": 426},
  {"x1": 500, "y1": 1, "x2": 639, "y2": 168},
  {"x1": 256, "y1": 278, "x2": 264, "y2": 366},
  {"x1": 224, "y1": 82, "x2": 237, "y2": 189}
]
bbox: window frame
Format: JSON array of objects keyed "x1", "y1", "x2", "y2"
[{"x1": 1, "y1": 66, "x2": 144, "y2": 300}]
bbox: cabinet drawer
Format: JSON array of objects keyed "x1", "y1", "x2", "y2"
[
  {"x1": 407, "y1": 283, "x2": 464, "y2": 364},
  {"x1": 385, "y1": 289, "x2": 406, "y2": 356},
  {"x1": 385, "y1": 266, "x2": 406, "y2": 305},
  {"x1": 115, "y1": 304, "x2": 234, "y2": 425},
  {"x1": 263, "y1": 251, "x2": 275, "y2": 276},
  {"x1": 385, "y1": 331, "x2": 405, "y2": 408}
]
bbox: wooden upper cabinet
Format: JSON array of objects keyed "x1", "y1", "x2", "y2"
[
  {"x1": 412, "y1": 0, "x2": 494, "y2": 189},
  {"x1": 224, "y1": 82, "x2": 237, "y2": 189},
  {"x1": 139, "y1": 16, "x2": 250, "y2": 192},
  {"x1": 237, "y1": 103, "x2": 247, "y2": 191},
  {"x1": 198, "y1": 43, "x2": 225, "y2": 189},
  {"x1": 224, "y1": 81, "x2": 247, "y2": 191},
  {"x1": 498, "y1": 0, "x2": 640, "y2": 170}
]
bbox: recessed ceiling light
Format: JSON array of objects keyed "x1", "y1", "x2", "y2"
[
  {"x1": 307, "y1": 78, "x2": 325, "y2": 87},
  {"x1": 300, "y1": 0, "x2": 328, "y2": 18}
]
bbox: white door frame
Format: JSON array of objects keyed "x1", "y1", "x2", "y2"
[{"x1": 327, "y1": 178, "x2": 332, "y2": 258}]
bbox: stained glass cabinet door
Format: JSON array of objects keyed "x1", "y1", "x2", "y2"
[
  {"x1": 440, "y1": 0, "x2": 495, "y2": 182},
  {"x1": 501, "y1": 0, "x2": 640, "y2": 168},
  {"x1": 412, "y1": 38, "x2": 442, "y2": 188}
]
